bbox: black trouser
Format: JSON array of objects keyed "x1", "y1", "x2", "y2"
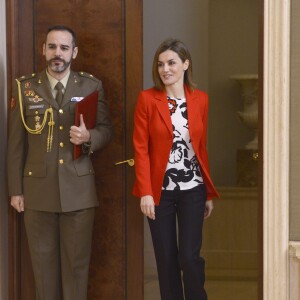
[{"x1": 148, "y1": 185, "x2": 207, "y2": 300}]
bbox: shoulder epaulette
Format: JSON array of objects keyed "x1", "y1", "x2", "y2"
[
  {"x1": 78, "y1": 71, "x2": 98, "y2": 82},
  {"x1": 17, "y1": 73, "x2": 36, "y2": 82}
]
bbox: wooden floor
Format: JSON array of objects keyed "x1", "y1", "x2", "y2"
[{"x1": 144, "y1": 274, "x2": 258, "y2": 300}]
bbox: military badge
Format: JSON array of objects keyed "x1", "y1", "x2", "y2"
[
  {"x1": 29, "y1": 104, "x2": 45, "y2": 110},
  {"x1": 24, "y1": 82, "x2": 31, "y2": 88},
  {"x1": 10, "y1": 97, "x2": 16, "y2": 111},
  {"x1": 28, "y1": 95, "x2": 43, "y2": 103},
  {"x1": 71, "y1": 97, "x2": 84, "y2": 102},
  {"x1": 24, "y1": 90, "x2": 35, "y2": 97}
]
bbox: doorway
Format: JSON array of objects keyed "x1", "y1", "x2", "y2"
[
  {"x1": 143, "y1": 1, "x2": 261, "y2": 299},
  {"x1": 6, "y1": 0, "x2": 143, "y2": 299}
]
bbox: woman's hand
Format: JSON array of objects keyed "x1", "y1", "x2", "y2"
[
  {"x1": 204, "y1": 200, "x2": 213, "y2": 219},
  {"x1": 140, "y1": 195, "x2": 155, "y2": 220}
]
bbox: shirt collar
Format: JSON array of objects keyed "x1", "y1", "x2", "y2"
[{"x1": 46, "y1": 69, "x2": 70, "y2": 90}]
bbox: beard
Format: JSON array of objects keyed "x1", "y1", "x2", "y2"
[{"x1": 47, "y1": 56, "x2": 72, "y2": 74}]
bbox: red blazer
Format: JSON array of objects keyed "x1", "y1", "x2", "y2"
[{"x1": 132, "y1": 85, "x2": 219, "y2": 205}]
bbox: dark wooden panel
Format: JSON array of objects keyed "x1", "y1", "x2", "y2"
[
  {"x1": 6, "y1": 0, "x2": 34, "y2": 82},
  {"x1": 125, "y1": 0, "x2": 144, "y2": 299},
  {"x1": 34, "y1": 1, "x2": 126, "y2": 298},
  {"x1": 6, "y1": 1, "x2": 36, "y2": 299}
]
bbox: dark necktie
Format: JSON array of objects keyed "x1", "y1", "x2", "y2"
[{"x1": 55, "y1": 81, "x2": 64, "y2": 106}]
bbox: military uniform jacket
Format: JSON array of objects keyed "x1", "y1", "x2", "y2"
[{"x1": 7, "y1": 70, "x2": 113, "y2": 212}]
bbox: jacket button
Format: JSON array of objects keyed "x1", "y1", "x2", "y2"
[
  {"x1": 59, "y1": 159, "x2": 64, "y2": 164},
  {"x1": 28, "y1": 171, "x2": 32, "y2": 176},
  {"x1": 59, "y1": 126, "x2": 64, "y2": 130},
  {"x1": 59, "y1": 142, "x2": 64, "y2": 148},
  {"x1": 59, "y1": 109, "x2": 64, "y2": 114}
]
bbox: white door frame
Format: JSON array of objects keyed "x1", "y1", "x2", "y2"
[{"x1": 263, "y1": 0, "x2": 290, "y2": 299}]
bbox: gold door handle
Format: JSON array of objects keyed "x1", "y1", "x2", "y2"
[
  {"x1": 115, "y1": 159, "x2": 135, "y2": 167},
  {"x1": 252, "y1": 152, "x2": 259, "y2": 161}
]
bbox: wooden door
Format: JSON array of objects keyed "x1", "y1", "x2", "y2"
[{"x1": 6, "y1": 0, "x2": 143, "y2": 299}]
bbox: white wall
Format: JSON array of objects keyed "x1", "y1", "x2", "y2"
[
  {"x1": 0, "y1": 0, "x2": 8, "y2": 298},
  {"x1": 143, "y1": 0, "x2": 209, "y2": 90}
]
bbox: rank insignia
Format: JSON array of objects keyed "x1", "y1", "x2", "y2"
[
  {"x1": 34, "y1": 115, "x2": 41, "y2": 130},
  {"x1": 28, "y1": 95, "x2": 43, "y2": 103},
  {"x1": 24, "y1": 90, "x2": 35, "y2": 97},
  {"x1": 10, "y1": 97, "x2": 16, "y2": 111},
  {"x1": 24, "y1": 82, "x2": 31, "y2": 89}
]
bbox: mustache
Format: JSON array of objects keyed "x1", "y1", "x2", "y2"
[{"x1": 49, "y1": 57, "x2": 66, "y2": 63}]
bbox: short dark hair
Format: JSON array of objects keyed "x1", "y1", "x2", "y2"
[
  {"x1": 152, "y1": 38, "x2": 197, "y2": 91},
  {"x1": 46, "y1": 25, "x2": 76, "y2": 48}
]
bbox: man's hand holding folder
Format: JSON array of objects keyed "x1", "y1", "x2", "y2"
[{"x1": 71, "y1": 91, "x2": 99, "y2": 160}]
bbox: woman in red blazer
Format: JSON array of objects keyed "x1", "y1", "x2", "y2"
[{"x1": 133, "y1": 39, "x2": 219, "y2": 300}]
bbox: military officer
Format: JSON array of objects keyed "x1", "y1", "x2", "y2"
[{"x1": 7, "y1": 25, "x2": 113, "y2": 300}]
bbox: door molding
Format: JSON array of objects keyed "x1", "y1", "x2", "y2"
[
  {"x1": 263, "y1": 0, "x2": 290, "y2": 299},
  {"x1": 0, "y1": 0, "x2": 8, "y2": 299}
]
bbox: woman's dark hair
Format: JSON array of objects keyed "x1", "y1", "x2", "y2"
[
  {"x1": 46, "y1": 25, "x2": 76, "y2": 48},
  {"x1": 152, "y1": 38, "x2": 197, "y2": 91}
]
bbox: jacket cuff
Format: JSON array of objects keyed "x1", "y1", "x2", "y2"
[{"x1": 82, "y1": 141, "x2": 93, "y2": 155}]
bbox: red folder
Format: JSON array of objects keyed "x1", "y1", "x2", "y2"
[{"x1": 73, "y1": 91, "x2": 99, "y2": 160}]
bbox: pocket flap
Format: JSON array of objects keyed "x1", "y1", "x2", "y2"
[{"x1": 74, "y1": 156, "x2": 95, "y2": 176}]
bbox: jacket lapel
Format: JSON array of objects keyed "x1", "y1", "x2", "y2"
[
  {"x1": 62, "y1": 71, "x2": 82, "y2": 107},
  {"x1": 154, "y1": 89, "x2": 173, "y2": 136},
  {"x1": 185, "y1": 86, "x2": 200, "y2": 137}
]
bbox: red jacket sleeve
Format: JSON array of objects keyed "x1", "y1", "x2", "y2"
[{"x1": 133, "y1": 92, "x2": 153, "y2": 197}]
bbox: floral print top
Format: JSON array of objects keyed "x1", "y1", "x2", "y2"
[{"x1": 162, "y1": 96, "x2": 204, "y2": 190}]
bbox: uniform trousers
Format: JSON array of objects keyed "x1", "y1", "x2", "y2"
[
  {"x1": 148, "y1": 185, "x2": 207, "y2": 300},
  {"x1": 24, "y1": 208, "x2": 95, "y2": 300}
]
